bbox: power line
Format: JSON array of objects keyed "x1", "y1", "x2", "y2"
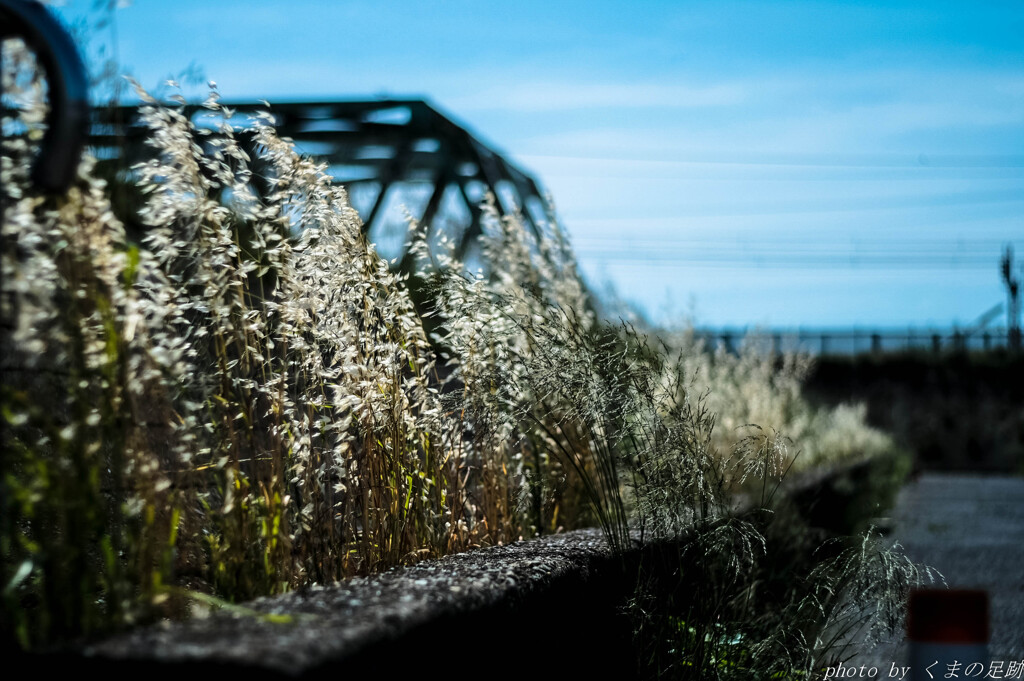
[
  {"x1": 521, "y1": 152, "x2": 1024, "y2": 170},
  {"x1": 573, "y1": 240, "x2": 1021, "y2": 269}
]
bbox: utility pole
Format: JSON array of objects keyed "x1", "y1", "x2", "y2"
[{"x1": 1001, "y1": 245, "x2": 1021, "y2": 351}]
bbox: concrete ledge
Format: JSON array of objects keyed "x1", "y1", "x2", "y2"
[
  {"x1": 34, "y1": 529, "x2": 637, "y2": 680},
  {"x1": 18, "y1": 455, "x2": 900, "y2": 680}
]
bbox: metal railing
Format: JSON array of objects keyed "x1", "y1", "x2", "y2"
[{"x1": 690, "y1": 328, "x2": 1017, "y2": 356}]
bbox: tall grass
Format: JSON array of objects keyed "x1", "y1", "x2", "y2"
[
  {"x1": 415, "y1": 213, "x2": 932, "y2": 677},
  {"x1": 659, "y1": 328, "x2": 899, "y2": 472},
  {"x1": 2, "y1": 42, "x2": 179, "y2": 644},
  {"x1": 3, "y1": 42, "x2": 470, "y2": 643},
  {"x1": 2, "y1": 39, "x2": 929, "y2": 678},
  {"x1": 410, "y1": 201, "x2": 620, "y2": 544}
]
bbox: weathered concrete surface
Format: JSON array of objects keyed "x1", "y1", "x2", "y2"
[
  {"x1": 14, "y1": 457, "x2": 893, "y2": 679},
  {"x1": 38, "y1": 529, "x2": 638, "y2": 680},
  {"x1": 855, "y1": 473, "x2": 1024, "y2": 665}
]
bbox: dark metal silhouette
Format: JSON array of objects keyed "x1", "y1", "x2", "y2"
[
  {"x1": 89, "y1": 99, "x2": 550, "y2": 269},
  {"x1": 1, "y1": 0, "x2": 90, "y2": 193},
  {"x1": 1001, "y1": 245, "x2": 1021, "y2": 351}
]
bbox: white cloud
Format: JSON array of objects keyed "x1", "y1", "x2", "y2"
[
  {"x1": 506, "y1": 67, "x2": 1024, "y2": 160},
  {"x1": 446, "y1": 80, "x2": 746, "y2": 112}
]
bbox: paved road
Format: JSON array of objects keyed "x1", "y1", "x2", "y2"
[{"x1": 853, "y1": 473, "x2": 1024, "y2": 667}]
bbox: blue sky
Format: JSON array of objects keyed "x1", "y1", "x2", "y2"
[{"x1": 51, "y1": 0, "x2": 1024, "y2": 329}]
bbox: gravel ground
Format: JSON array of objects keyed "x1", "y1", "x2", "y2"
[{"x1": 854, "y1": 473, "x2": 1024, "y2": 666}]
